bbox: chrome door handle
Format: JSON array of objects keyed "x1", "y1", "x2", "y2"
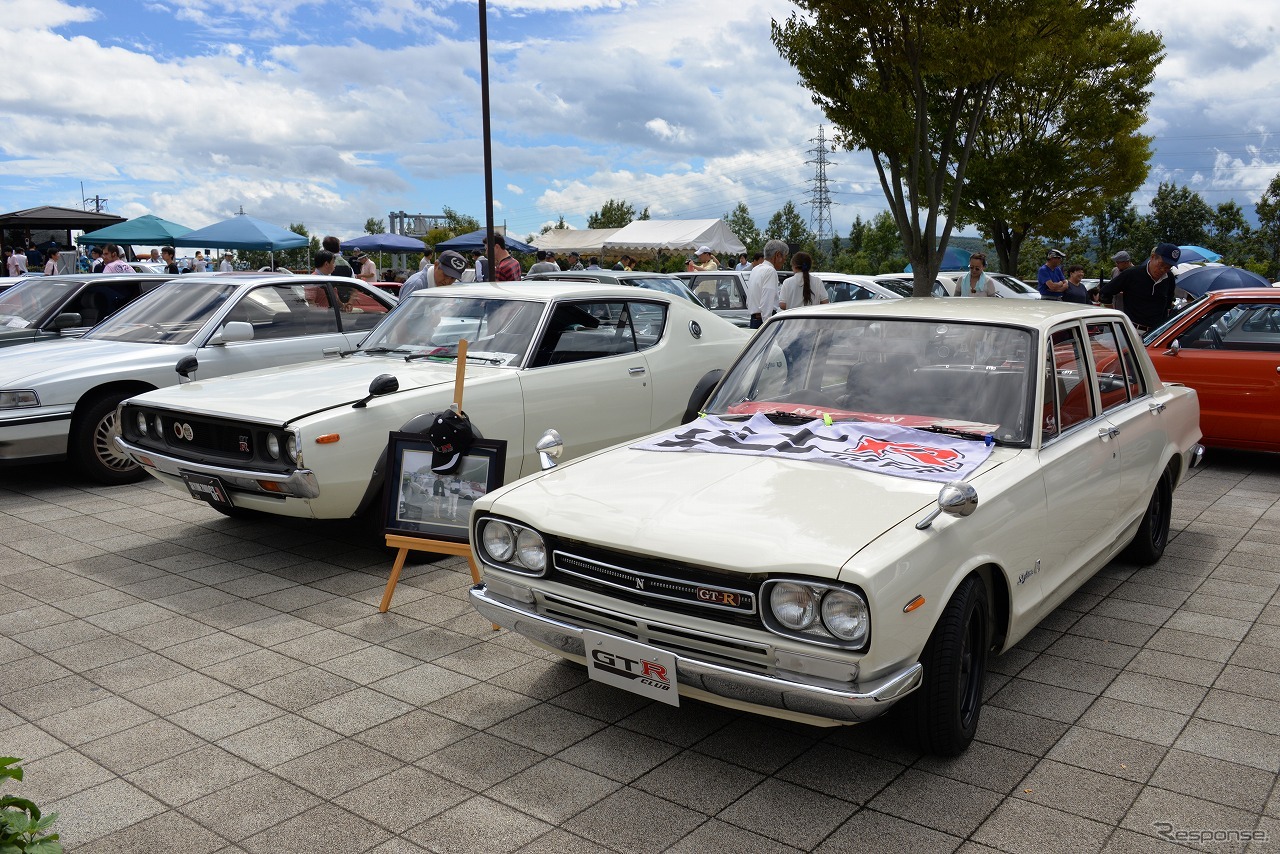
[
  {"x1": 628, "y1": 366, "x2": 646, "y2": 376},
  {"x1": 1098, "y1": 426, "x2": 1120, "y2": 440},
  {"x1": 1148, "y1": 401, "x2": 1166, "y2": 414},
  {"x1": 322, "y1": 347, "x2": 341, "y2": 357}
]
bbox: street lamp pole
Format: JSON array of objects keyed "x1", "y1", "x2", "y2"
[{"x1": 479, "y1": 0, "x2": 496, "y2": 282}]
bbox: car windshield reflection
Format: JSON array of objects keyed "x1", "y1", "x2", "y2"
[
  {"x1": 359, "y1": 295, "x2": 545, "y2": 367},
  {"x1": 705, "y1": 316, "x2": 1035, "y2": 445},
  {"x1": 85, "y1": 280, "x2": 239, "y2": 345}
]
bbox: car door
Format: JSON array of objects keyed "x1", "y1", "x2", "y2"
[
  {"x1": 516, "y1": 299, "x2": 653, "y2": 476},
  {"x1": 195, "y1": 283, "x2": 350, "y2": 376},
  {"x1": 1149, "y1": 298, "x2": 1280, "y2": 447},
  {"x1": 1086, "y1": 320, "x2": 1166, "y2": 527},
  {"x1": 1035, "y1": 323, "x2": 1121, "y2": 603}
]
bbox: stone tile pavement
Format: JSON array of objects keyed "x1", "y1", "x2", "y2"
[{"x1": 1, "y1": 452, "x2": 1278, "y2": 853}]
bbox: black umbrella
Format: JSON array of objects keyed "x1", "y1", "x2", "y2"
[{"x1": 1176, "y1": 265, "x2": 1270, "y2": 298}]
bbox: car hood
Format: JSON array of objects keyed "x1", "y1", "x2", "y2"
[
  {"x1": 129, "y1": 355, "x2": 497, "y2": 424},
  {"x1": 485, "y1": 443, "x2": 1012, "y2": 579},
  {"x1": 0, "y1": 338, "x2": 174, "y2": 385}
]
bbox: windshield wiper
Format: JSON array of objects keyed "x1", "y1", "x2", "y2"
[
  {"x1": 344, "y1": 346, "x2": 411, "y2": 357},
  {"x1": 403, "y1": 351, "x2": 506, "y2": 365},
  {"x1": 916, "y1": 424, "x2": 1001, "y2": 444}
]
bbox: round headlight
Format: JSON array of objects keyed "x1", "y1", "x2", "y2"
[
  {"x1": 136, "y1": 412, "x2": 148, "y2": 436},
  {"x1": 515, "y1": 528, "x2": 546, "y2": 573},
  {"x1": 770, "y1": 582, "x2": 819, "y2": 630},
  {"x1": 285, "y1": 434, "x2": 298, "y2": 462},
  {"x1": 821, "y1": 589, "x2": 869, "y2": 643},
  {"x1": 481, "y1": 520, "x2": 516, "y2": 563},
  {"x1": 266, "y1": 434, "x2": 281, "y2": 459}
]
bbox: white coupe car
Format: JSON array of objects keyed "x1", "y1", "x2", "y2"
[
  {"x1": 466, "y1": 299, "x2": 1203, "y2": 755},
  {"x1": 0, "y1": 273, "x2": 395, "y2": 483},
  {"x1": 115, "y1": 283, "x2": 748, "y2": 521}
]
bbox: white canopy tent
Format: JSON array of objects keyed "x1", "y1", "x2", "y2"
[
  {"x1": 602, "y1": 219, "x2": 746, "y2": 258},
  {"x1": 531, "y1": 228, "x2": 620, "y2": 255}
]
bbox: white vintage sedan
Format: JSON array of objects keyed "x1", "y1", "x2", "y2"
[
  {"x1": 115, "y1": 283, "x2": 746, "y2": 520},
  {"x1": 0, "y1": 273, "x2": 395, "y2": 483},
  {"x1": 467, "y1": 299, "x2": 1203, "y2": 755}
]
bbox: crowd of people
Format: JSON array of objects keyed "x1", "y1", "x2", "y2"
[{"x1": 1036, "y1": 242, "x2": 1183, "y2": 332}]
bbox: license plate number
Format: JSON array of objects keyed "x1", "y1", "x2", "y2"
[
  {"x1": 583, "y1": 630, "x2": 679, "y2": 706},
  {"x1": 182, "y1": 473, "x2": 231, "y2": 507}
]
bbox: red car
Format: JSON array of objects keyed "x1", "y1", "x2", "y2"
[{"x1": 1146, "y1": 288, "x2": 1280, "y2": 451}]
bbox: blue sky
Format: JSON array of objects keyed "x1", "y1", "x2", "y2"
[{"x1": 1, "y1": 0, "x2": 1278, "y2": 245}]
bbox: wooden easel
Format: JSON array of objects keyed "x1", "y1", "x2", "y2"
[{"x1": 378, "y1": 340, "x2": 496, "y2": 627}]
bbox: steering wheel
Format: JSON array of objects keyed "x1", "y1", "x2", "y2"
[{"x1": 1208, "y1": 326, "x2": 1224, "y2": 349}]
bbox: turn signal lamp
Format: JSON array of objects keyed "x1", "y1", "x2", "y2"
[{"x1": 315, "y1": 434, "x2": 340, "y2": 444}]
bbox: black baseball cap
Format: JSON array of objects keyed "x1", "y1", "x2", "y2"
[{"x1": 427, "y1": 409, "x2": 474, "y2": 474}]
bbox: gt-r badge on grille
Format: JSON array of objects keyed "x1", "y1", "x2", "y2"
[{"x1": 238, "y1": 436, "x2": 250, "y2": 453}]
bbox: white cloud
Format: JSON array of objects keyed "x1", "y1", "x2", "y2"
[{"x1": 506, "y1": 183, "x2": 524, "y2": 194}]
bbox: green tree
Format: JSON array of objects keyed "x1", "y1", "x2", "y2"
[
  {"x1": 1254, "y1": 173, "x2": 1280, "y2": 278},
  {"x1": 588, "y1": 199, "x2": 639, "y2": 229},
  {"x1": 846, "y1": 216, "x2": 866, "y2": 256},
  {"x1": 1147, "y1": 182, "x2": 1213, "y2": 246},
  {"x1": 765, "y1": 201, "x2": 812, "y2": 249},
  {"x1": 862, "y1": 211, "x2": 907, "y2": 273},
  {"x1": 724, "y1": 202, "x2": 762, "y2": 254},
  {"x1": 774, "y1": 0, "x2": 1129, "y2": 295},
  {"x1": 1209, "y1": 200, "x2": 1252, "y2": 265},
  {"x1": 959, "y1": 18, "x2": 1161, "y2": 274},
  {"x1": 364, "y1": 217, "x2": 386, "y2": 235},
  {"x1": 441, "y1": 206, "x2": 481, "y2": 236}
]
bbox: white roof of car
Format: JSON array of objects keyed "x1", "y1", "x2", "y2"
[
  {"x1": 402, "y1": 281, "x2": 687, "y2": 301},
  {"x1": 778, "y1": 294, "x2": 1125, "y2": 330}
]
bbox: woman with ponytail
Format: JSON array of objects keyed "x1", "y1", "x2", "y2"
[{"x1": 779, "y1": 251, "x2": 829, "y2": 310}]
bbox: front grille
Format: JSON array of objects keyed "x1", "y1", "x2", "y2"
[
  {"x1": 547, "y1": 538, "x2": 765, "y2": 631},
  {"x1": 158, "y1": 414, "x2": 254, "y2": 459},
  {"x1": 123, "y1": 403, "x2": 290, "y2": 472}
]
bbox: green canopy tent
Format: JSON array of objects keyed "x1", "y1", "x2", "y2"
[{"x1": 76, "y1": 214, "x2": 193, "y2": 246}]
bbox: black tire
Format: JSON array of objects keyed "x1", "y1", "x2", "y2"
[
  {"x1": 1123, "y1": 471, "x2": 1172, "y2": 565},
  {"x1": 908, "y1": 574, "x2": 990, "y2": 756},
  {"x1": 71, "y1": 392, "x2": 147, "y2": 485}
]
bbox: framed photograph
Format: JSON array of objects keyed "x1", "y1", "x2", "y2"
[{"x1": 383, "y1": 432, "x2": 507, "y2": 542}]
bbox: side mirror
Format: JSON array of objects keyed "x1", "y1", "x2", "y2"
[
  {"x1": 1162, "y1": 339, "x2": 1180, "y2": 357},
  {"x1": 536, "y1": 429, "x2": 564, "y2": 470},
  {"x1": 176, "y1": 355, "x2": 199, "y2": 379},
  {"x1": 353, "y1": 373, "x2": 399, "y2": 408},
  {"x1": 915, "y1": 482, "x2": 979, "y2": 530},
  {"x1": 52, "y1": 312, "x2": 82, "y2": 332},
  {"x1": 212, "y1": 321, "x2": 254, "y2": 344}
]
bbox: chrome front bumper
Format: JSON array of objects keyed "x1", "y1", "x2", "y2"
[
  {"x1": 115, "y1": 435, "x2": 320, "y2": 499},
  {"x1": 469, "y1": 584, "x2": 923, "y2": 724}
]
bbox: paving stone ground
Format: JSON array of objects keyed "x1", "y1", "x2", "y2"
[{"x1": 1, "y1": 452, "x2": 1278, "y2": 853}]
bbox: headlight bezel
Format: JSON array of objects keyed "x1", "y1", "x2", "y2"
[
  {"x1": 476, "y1": 516, "x2": 548, "y2": 577},
  {"x1": 760, "y1": 577, "x2": 871, "y2": 650}
]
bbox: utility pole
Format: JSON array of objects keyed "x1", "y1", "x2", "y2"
[{"x1": 805, "y1": 125, "x2": 835, "y2": 254}]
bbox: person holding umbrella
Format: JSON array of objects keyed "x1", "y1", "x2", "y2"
[{"x1": 1100, "y1": 243, "x2": 1180, "y2": 333}]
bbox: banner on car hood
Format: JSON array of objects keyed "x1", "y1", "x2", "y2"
[{"x1": 632, "y1": 413, "x2": 993, "y2": 483}]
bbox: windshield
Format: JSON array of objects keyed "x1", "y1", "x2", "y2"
[
  {"x1": 359, "y1": 295, "x2": 545, "y2": 367},
  {"x1": 0, "y1": 279, "x2": 79, "y2": 328},
  {"x1": 85, "y1": 280, "x2": 238, "y2": 345},
  {"x1": 705, "y1": 316, "x2": 1036, "y2": 445}
]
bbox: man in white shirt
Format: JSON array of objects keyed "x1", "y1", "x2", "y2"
[
  {"x1": 746, "y1": 239, "x2": 787, "y2": 329},
  {"x1": 7, "y1": 247, "x2": 27, "y2": 276},
  {"x1": 219, "y1": 254, "x2": 233, "y2": 272}
]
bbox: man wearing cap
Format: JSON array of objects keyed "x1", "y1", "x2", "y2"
[
  {"x1": 1100, "y1": 243, "x2": 1180, "y2": 333},
  {"x1": 692, "y1": 245, "x2": 720, "y2": 271},
  {"x1": 528, "y1": 250, "x2": 559, "y2": 275},
  {"x1": 566, "y1": 251, "x2": 584, "y2": 271},
  {"x1": 1109, "y1": 250, "x2": 1134, "y2": 281},
  {"x1": 1037, "y1": 248, "x2": 1068, "y2": 298},
  {"x1": 399, "y1": 249, "x2": 467, "y2": 298}
]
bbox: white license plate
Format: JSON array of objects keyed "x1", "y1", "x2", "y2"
[{"x1": 583, "y1": 630, "x2": 679, "y2": 707}]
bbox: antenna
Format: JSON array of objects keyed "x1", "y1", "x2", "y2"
[{"x1": 805, "y1": 125, "x2": 836, "y2": 251}]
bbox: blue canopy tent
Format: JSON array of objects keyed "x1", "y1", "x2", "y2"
[
  {"x1": 1175, "y1": 265, "x2": 1270, "y2": 298},
  {"x1": 904, "y1": 246, "x2": 972, "y2": 273},
  {"x1": 341, "y1": 233, "x2": 428, "y2": 253},
  {"x1": 76, "y1": 214, "x2": 192, "y2": 246},
  {"x1": 435, "y1": 228, "x2": 536, "y2": 254},
  {"x1": 172, "y1": 215, "x2": 308, "y2": 268}
]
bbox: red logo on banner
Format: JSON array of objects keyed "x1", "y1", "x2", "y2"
[{"x1": 849, "y1": 437, "x2": 964, "y2": 472}]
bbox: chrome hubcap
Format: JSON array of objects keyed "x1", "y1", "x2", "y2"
[{"x1": 94, "y1": 410, "x2": 136, "y2": 472}]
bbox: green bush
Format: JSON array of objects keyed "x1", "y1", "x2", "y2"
[{"x1": 1, "y1": 757, "x2": 62, "y2": 854}]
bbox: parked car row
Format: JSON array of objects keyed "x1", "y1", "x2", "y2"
[{"x1": 18, "y1": 268, "x2": 1280, "y2": 755}]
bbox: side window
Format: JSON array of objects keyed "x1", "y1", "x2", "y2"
[
  {"x1": 626, "y1": 301, "x2": 667, "y2": 351},
  {"x1": 1224, "y1": 304, "x2": 1280, "y2": 350},
  {"x1": 1114, "y1": 322, "x2": 1147, "y2": 400},
  {"x1": 64, "y1": 282, "x2": 141, "y2": 326},
  {"x1": 228, "y1": 285, "x2": 339, "y2": 339},
  {"x1": 1044, "y1": 326, "x2": 1095, "y2": 436},
  {"x1": 531, "y1": 301, "x2": 635, "y2": 367},
  {"x1": 1087, "y1": 322, "x2": 1130, "y2": 412},
  {"x1": 331, "y1": 284, "x2": 389, "y2": 333}
]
